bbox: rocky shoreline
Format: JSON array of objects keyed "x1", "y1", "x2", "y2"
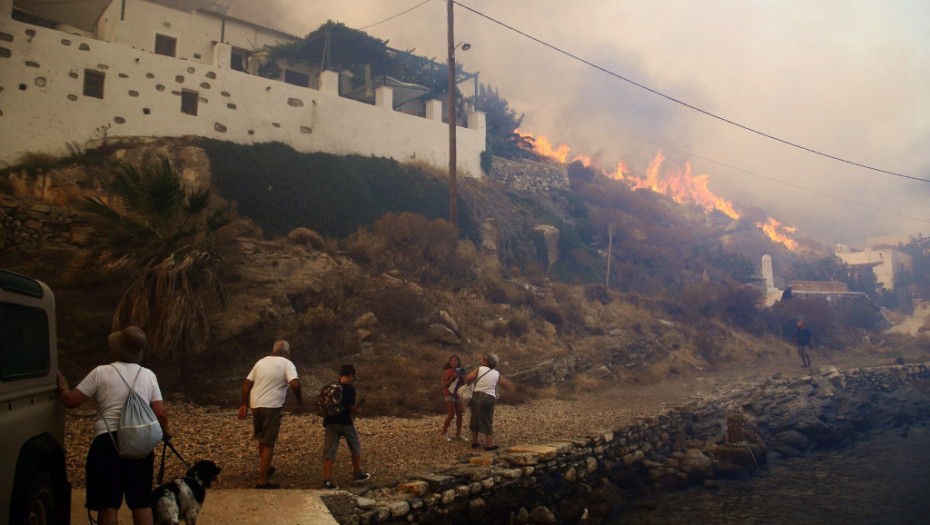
[{"x1": 325, "y1": 362, "x2": 930, "y2": 524}]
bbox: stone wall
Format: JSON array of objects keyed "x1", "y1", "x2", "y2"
[
  {"x1": 323, "y1": 363, "x2": 930, "y2": 524},
  {"x1": 488, "y1": 157, "x2": 569, "y2": 196},
  {"x1": 0, "y1": 197, "x2": 86, "y2": 250}
]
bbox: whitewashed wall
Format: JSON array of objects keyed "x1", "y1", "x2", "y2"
[
  {"x1": 0, "y1": 0, "x2": 486, "y2": 177},
  {"x1": 836, "y1": 249, "x2": 911, "y2": 291}
]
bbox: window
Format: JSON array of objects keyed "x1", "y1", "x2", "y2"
[
  {"x1": 0, "y1": 303, "x2": 50, "y2": 380},
  {"x1": 181, "y1": 90, "x2": 198, "y2": 115},
  {"x1": 154, "y1": 33, "x2": 177, "y2": 57},
  {"x1": 83, "y1": 69, "x2": 104, "y2": 98},
  {"x1": 231, "y1": 49, "x2": 249, "y2": 72},
  {"x1": 284, "y1": 69, "x2": 309, "y2": 87}
]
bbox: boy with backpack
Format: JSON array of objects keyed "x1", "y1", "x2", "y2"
[{"x1": 320, "y1": 364, "x2": 370, "y2": 489}]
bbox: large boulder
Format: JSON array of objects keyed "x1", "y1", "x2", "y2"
[
  {"x1": 677, "y1": 449, "x2": 714, "y2": 482},
  {"x1": 429, "y1": 323, "x2": 460, "y2": 345}
]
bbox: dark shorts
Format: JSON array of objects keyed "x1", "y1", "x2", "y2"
[
  {"x1": 469, "y1": 391, "x2": 496, "y2": 435},
  {"x1": 322, "y1": 423, "x2": 362, "y2": 461},
  {"x1": 85, "y1": 432, "x2": 154, "y2": 511},
  {"x1": 252, "y1": 407, "x2": 282, "y2": 448}
]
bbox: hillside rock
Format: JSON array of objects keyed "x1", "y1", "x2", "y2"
[
  {"x1": 429, "y1": 323, "x2": 460, "y2": 345},
  {"x1": 207, "y1": 235, "x2": 351, "y2": 344}
]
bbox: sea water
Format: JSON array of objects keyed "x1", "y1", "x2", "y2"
[{"x1": 617, "y1": 427, "x2": 930, "y2": 525}]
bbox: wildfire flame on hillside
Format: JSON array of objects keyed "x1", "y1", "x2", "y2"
[
  {"x1": 517, "y1": 130, "x2": 591, "y2": 167},
  {"x1": 613, "y1": 151, "x2": 740, "y2": 220},
  {"x1": 756, "y1": 218, "x2": 798, "y2": 250},
  {"x1": 517, "y1": 131, "x2": 798, "y2": 250}
]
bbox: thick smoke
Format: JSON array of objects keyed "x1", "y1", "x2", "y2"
[{"x1": 217, "y1": 0, "x2": 930, "y2": 246}]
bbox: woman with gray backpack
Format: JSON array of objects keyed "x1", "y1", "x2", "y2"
[
  {"x1": 464, "y1": 353, "x2": 510, "y2": 451},
  {"x1": 58, "y1": 326, "x2": 171, "y2": 525}
]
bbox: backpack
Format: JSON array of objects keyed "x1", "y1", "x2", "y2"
[
  {"x1": 106, "y1": 365, "x2": 164, "y2": 459},
  {"x1": 316, "y1": 382, "x2": 344, "y2": 418}
]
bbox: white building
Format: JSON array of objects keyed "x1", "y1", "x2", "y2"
[
  {"x1": 0, "y1": 0, "x2": 486, "y2": 176},
  {"x1": 835, "y1": 244, "x2": 911, "y2": 291}
]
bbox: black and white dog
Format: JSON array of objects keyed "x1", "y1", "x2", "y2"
[{"x1": 152, "y1": 460, "x2": 222, "y2": 525}]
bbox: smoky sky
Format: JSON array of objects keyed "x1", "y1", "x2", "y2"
[{"x1": 218, "y1": 0, "x2": 930, "y2": 247}]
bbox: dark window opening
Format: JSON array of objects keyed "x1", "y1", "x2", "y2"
[
  {"x1": 284, "y1": 69, "x2": 309, "y2": 87},
  {"x1": 181, "y1": 90, "x2": 198, "y2": 115},
  {"x1": 0, "y1": 303, "x2": 50, "y2": 380},
  {"x1": 231, "y1": 49, "x2": 249, "y2": 72},
  {"x1": 155, "y1": 34, "x2": 177, "y2": 57},
  {"x1": 83, "y1": 69, "x2": 104, "y2": 98}
]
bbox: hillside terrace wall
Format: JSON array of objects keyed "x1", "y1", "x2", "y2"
[
  {"x1": 0, "y1": 197, "x2": 85, "y2": 250},
  {"x1": 323, "y1": 363, "x2": 930, "y2": 524},
  {"x1": 0, "y1": 0, "x2": 486, "y2": 176},
  {"x1": 489, "y1": 157, "x2": 569, "y2": 196}
]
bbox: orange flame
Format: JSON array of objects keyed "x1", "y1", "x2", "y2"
[
  {"x1": 618, "y1": 152, "x2": 740, "y2": 220},
  {"x1": 756, "y1": 218, "x2": 798, "y2": 250},
  {"x1": 515, "y1": 131, "x2": 797, "y2": 249},
  {"x1": 516, "y1": 130, "x2": 571, "y2": 163}
]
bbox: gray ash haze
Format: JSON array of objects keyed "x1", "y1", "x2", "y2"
[{"x1": 220, "y1": 1, "x2": 930, "y2": 247}]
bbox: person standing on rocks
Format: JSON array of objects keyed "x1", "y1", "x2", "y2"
[
  {"x1": 465, "y1": 353, "x2": 510, "y2": 451},
  {"x1": 794, "y1": 320, "x2": 813, "y2": 368},
  {"x1": 237, "y1": 340, "x2": 302, "y2": 489},
  {"x1": 440, "y1": 355, "x2": 467, "y2": 441},
  {"x1": 322, "y1": 364, "x2": 371, "y2": 490}
]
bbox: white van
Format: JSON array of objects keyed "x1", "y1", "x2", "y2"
[{"x1": 0, "y1": 268, "x2": 70, "y2": 525}]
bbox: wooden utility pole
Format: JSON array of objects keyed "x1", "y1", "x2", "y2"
[
  {"x1": 606, "y1": 223, "x2": 613, "y2": 288},
  {"x1": 447, "y1": 0, "x2": 458, "y2": 230}
]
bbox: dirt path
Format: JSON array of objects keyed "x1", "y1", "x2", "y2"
[{"x1": 64, "y1": 346, "x2": 925, "y2": 497}]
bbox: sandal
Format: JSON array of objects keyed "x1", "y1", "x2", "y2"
[
  {"x1": 484, "y1": 445, "x2": 500, "y2": 451},
  {"x1": 255, "y1": 482, "x2": 280, "y2": 489},
  {"x1": 471, "y1": 443, "x2": 480, "y2": 449}
]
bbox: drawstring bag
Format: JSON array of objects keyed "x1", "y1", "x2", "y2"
[{"x1": 106, "y1": 365, "x2": 163, "y2": 459}]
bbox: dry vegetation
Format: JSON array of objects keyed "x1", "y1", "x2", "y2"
[{"x1": 5, "y1": 140, "x2": 927, "y2": 423}]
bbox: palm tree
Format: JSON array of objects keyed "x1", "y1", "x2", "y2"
[{"x1": 79, "y1": 155, "x2": 233, "y2": 358}]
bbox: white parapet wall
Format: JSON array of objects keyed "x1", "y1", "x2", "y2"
[{"x1": 0, "y1": 1, "x2": 486, "y2": 177}]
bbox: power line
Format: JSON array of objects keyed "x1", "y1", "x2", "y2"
[
  {"x1": 360, "y1": 0, "x2": 433, "y2": 30},
  {"x1": 453, "y1": 1, "x2": 930, "y2": 185}
]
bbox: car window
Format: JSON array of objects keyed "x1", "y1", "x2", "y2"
[{"x1": 0, "y1": 303, "x2": 51, "y2": 380}]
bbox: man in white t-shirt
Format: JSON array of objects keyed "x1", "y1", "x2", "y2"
[{"x1": 237, "y1": 340, "x2": 302, "y2": 489}]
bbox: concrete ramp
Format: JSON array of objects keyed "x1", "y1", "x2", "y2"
[
  {"x1": 886, "y1": 302, "x2": 930, "y2": 335},
  {"x1": 70, "y1": 488, "x2": 339, "y2": 524}
]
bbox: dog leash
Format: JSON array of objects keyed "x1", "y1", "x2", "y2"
[
  {"x1": 85, "y1": 440, "x2": 191, "y2": 524},
  {"x1": 157, "y1": 438, "x2": 192, "y2": 485}
]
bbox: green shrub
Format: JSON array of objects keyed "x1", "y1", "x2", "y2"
[
  {"x1": 299, "y1": 305, "x2": 337, "y2": 331},
  {"x1": 584, "y1": 284, "x2": 611, "y2": 305},
  {"x1": 368, "y1": 285, "x2": 430, "y2": 328},
  {"x1": 345, "y1": 229, "x2": 387, "y2": 265},
  {"x1": 203, "y1": 140, "x2": 478, "y2": 240},
  {"x1": 369, "y1": 212, "x2": 471, "y2": 285},
  {"x1": 480, "y1": 150, "x2": 493, "y2": 174},
  {"x1": 286, "y1": 227, "x2": 325, "y2": 250},
  {"x1": 507, "y1": 317, "x2": 529, "y2": 337},
  {"x1": 537, "y1": 304, "x2": 565, "y2": 328}
]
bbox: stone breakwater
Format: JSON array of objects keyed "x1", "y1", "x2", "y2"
[{"x1": 320, "y1": 363, "x2": 930, "y2": 525}]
